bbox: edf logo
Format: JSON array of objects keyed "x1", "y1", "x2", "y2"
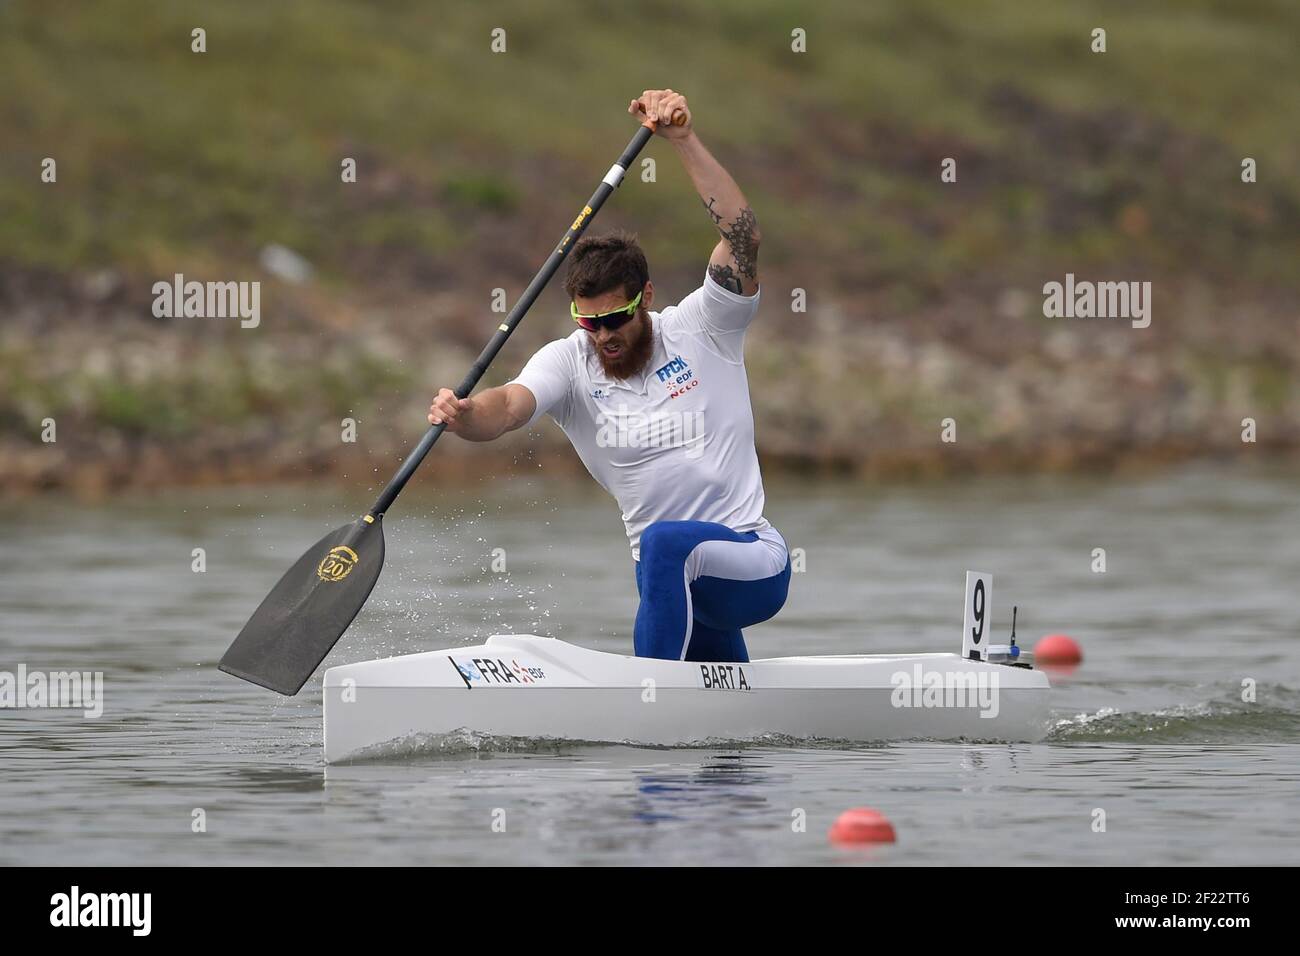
[{"x1": 655, "y1": 355, "x2": 689, "y2": 382}]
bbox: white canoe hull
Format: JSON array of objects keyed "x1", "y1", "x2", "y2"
[{"x1": 322, "y1": 635, "x2": 1051, "y2": 762}]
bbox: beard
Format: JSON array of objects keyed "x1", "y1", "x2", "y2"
[{"x1": 591, "y1": 309, "x2": 655, "y2": 380}]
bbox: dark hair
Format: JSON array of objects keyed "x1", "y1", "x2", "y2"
[{"x1": 563, "y1": 230, "x2": 649, "y2": 302}]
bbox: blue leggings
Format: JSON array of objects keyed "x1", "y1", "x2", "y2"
[{"x1": 633, "y1": 520, "x2": 791, "y2": 663}]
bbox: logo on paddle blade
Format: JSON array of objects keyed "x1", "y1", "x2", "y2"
[{"x1": 316, "y1": 545, "x2": 359, "y2": 582}]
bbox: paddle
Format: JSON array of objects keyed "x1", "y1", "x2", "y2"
[{"x1": 220, "y1": 115, "x2": 677, "y2": 695}]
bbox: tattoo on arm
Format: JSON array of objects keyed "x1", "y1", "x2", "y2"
[
  {"x1": 719, "y1": 206, "x2": 759, "y2": 280},
  {"x1": 702, "y1": 195, "x2": 759, "y2": 290},
  {"x1": 708, "y1": 263, "x2": 744, "y2": 294},
  {"x1": 702, "y1": 196, "x2": 723, "y2": 226}
]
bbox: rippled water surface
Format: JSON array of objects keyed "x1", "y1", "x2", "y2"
[{"x1": 1, "y1": 465, "x2": 1297, "y2": 865}]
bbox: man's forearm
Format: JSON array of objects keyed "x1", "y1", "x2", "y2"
[
  {"x1": 672, "y1": 132, "x2": 761, "y2": 291},
  {"x1": 672, "y1": 133, "x2": 750, "y2": 232},
  {"x1": 453, "y1": 386, "x2": 515, "y2": 441}
]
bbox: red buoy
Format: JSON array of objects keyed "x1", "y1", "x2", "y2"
[
  {"x1": 1034, "y1": 633, "x2": 1083, "y2": 665},
  {"x1": 828, "y1": 807, "x2": 896, "y2": 845}
]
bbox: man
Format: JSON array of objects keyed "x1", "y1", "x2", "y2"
[{"x1": 428, "y1": 89, "x2": 788, "y2": 664}]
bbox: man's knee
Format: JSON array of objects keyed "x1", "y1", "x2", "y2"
[{"x1": 692, "y1": 560, "x2": 791, "y2": 630}]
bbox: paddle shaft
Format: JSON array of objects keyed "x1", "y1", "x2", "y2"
[{"x1": 367, "y1": 122, "x2": 659, "y2": 519}]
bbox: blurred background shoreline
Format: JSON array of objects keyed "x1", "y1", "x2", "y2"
[{"x1": 3, "y1": 0, "x2": 1297, "y2": 497}]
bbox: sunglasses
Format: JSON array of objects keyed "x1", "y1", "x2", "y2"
[{"x1": 571, "y1": 289, "x2": 643, "y2": 332}]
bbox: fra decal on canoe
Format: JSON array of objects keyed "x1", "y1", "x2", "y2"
[{"x1": 451, "y1": 657, "x2": 547, "y2": 686}]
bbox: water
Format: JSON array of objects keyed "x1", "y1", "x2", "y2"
[{"x1": 1, "y1": 464, "x2": 1297, "y2": 865}]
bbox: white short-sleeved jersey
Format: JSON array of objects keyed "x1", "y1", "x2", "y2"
[{"x1": 509, "y1": 272, "x2": 770, "y2": 559}]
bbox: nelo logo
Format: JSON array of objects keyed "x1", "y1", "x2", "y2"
[{"x1": 317, "y1": 545, "x2": 359, "y2": 583}]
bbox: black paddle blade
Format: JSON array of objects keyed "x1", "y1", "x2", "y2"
[{"x1": 219, "y1": 517, "x2": 385, "y2": 695}]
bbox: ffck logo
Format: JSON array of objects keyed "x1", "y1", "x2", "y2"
[
  {"x1": 654, "y1": 355, "x2": 690, "y2": 381},
  {"x1": 50, "y1": 886, "x2": 151, "y2": 936},
  {"x1": 654, "y1": 354, "x2": 699, "y2": 398}
]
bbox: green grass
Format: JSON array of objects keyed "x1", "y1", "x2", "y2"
[{"x1": 2, "y1": 0, "x2": 1298, "y2": 287}]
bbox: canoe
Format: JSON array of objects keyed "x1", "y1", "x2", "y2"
[{"x1": 322, "y1": 633, "x2": 1052, "y2": 762}]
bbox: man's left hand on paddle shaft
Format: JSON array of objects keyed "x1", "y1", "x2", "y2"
[{"x1": 630, "y1": 89, "x2": 693, "y2": 139}]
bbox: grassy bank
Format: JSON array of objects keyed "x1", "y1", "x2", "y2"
[{"x1": 2, "y1": 0, "x2": 1298, "y2": 493}]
